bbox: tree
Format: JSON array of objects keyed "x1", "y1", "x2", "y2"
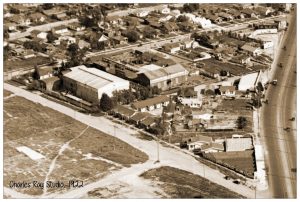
[
  {"x1": 125, "y1": 30, "x2": 139, "y2": 43},
  {"x1": 236, "y1": 116, "x2": 247, "y2": 129},
  {"x1": 256, "y1": 82, "x2": 264, "y2": 92},
  {"x1": 176, "y1": 15, "x2": 189, "y2": 22},
  {"x1": 183, "y1": 3, "x2": 200, "y2": 13},
  {"x1": 42, "y1": 3, "x2": 54, "y2": 10},
  {"x1": 100, "y1": 93, "x2": 114, "y2": 112},
  {"x1": 151, "y1": 86, "x2": 161, "y2": 95},
  {"x1": 10, "y1": 7, "x2": 20, "y2": 14},
  {"x1": 4, "y1": 45, "x2": 11, "y2": 61},
  {"x1": 46, "y1": 32, "x2": 57, "y2": 43},
  {"x1": 220, "y1": 70, "x2": 228, "y2": 76},
  {"x1": 23, "y1": 41, "x2": 46, "y2": 52},
  {"x1": 143, "y1": 27, "x2": 158, "y2": 39},
  {"x1": 67, "y1": 43, "x2": 79, "y2": 57}
]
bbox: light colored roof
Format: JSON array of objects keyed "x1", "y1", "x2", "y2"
[
  {"x1": 132, "y1": 95, "x2": 169, "y2": 109},
  {"x1": 64, "y1": 65, "x2": 126, "y2": 90},
  {"x1": 143, "y1": 63, "x2": 187, "y2": 80},
  {"x1": 238, "y1": 72, "x2": 259, "y2": 91},
  {"x1": 241, "y1": 44, "x2": 259, "y2": 52},
  {"x1": 138, "y1": 64, "x2": 162, "y2": 74},
  {"x1": 226, "y1": 137, "x2": 253, "y2": 151}
]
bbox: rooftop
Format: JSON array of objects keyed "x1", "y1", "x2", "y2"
[
  {"x1": 64, "y1": 65, "x2": 127, "y2": 90},
  {"x1": 132, "y1": 95, "x2": 169, "y2": 109},
  {"x1": 226, "y1": 137, "x2": 253, "y2": 151}
]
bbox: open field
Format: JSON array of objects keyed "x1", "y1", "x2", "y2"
[
  {"x1": 140, "y1": 166, "x2": 245, "y2": 198},
  {"x1": 215, "y1": 99, "x2": 253, "y2": 132},
  {"x1": 205, "y1": 151, "x2": 256, "y2": 178},
  {"x1": 4, "y1": 96, "x2": 148, "y2": 196},
  {"x1": 4, "y1": 56, "x2": 51, "y2": 71}
]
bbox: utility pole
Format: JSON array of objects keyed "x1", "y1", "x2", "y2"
[{"x1": 113, "y1": 124, "x2": 116, "y2": 151}]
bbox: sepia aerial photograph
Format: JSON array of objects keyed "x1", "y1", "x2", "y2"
[{"x1": 2, "y1": 1, "x2": 297, "y2": 199}]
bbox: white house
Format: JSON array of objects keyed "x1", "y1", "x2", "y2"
[
  {"x1": 5, "y1": 23, "x2": 16, "y2": 31},
  {"x1": 57, "y1": 36, "x2": 76, "y2": 45},
  {"x1": 98, "y1": 34, "x2": 109, "y2": 42},
  {"x1": 219, "y1": 86, "x2": 236, "y2": 97},
  {"x1": 179, "y1": 97, "x2": 202, "y2": 108},
  {"x1": 260, "y1": 40, "x2": 274, "y2": 49},
  {"x1": 186, "y1": 135, "x2": 213, "y2": 151},
  {"x1": 135, "y1": 10, "x2": 149, "y2": 18},
  {"x1": 194, "y1": 17, "x2": 212, "y2": 29},
  {"x1": 132, "y1": 95, "x2": 170, "y2": 112},
  {"x1": 52, "y1": 25, "x2": 69, "y2": 35},
  {"x1": 200, "y1": 142, "x2": 224, "y2": 153},
  {"x1": 36, "y1": 31, "x2": 48, "y2": 40},
  {"x1": 160, "y1": 7, "x2": 171, "y2": 14}
]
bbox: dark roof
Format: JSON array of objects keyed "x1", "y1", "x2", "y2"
[
  {"x1": 132, "y1": 95, "x2": 169, "y2": 109},
  {"x1": 130, "y1": 112, "x2": 151, "y2": 122},
  {"x1": 140, "y1": 116, "x2": 156, "y2": 126},
  {"x1": 183, "y1": 135, "x2": 213, "y2": 143},
  {"x1": 220, "y1": 86, "x2": 236, "y2": 92},
  {"x1": 113, "y1": 105, "x2": 135, "y2": 117},
  {"x1": 162, "y1": 21, "x2": 179, "y2": 31}
]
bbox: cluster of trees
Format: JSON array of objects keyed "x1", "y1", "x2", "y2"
[
  {"x1": 236, "y1": 116, "x2": 247, "y2": 129},
  {"x1": 90, "y1": 40, "x2": 105, "y2": 50},
  {"x1": 46, "y1": 32, "x2": 58, "y2": 43},
  {"x1": 142, "y1": 27, "x2": 158, "y2": 39},
  {"x1": 111, "y1": 86, "x2": 161, "y2": 106},
  {"x1": 23, "y1": 41, "x2": 47, "y2": 52},
  {"x1": 182, "y1": 3, "x2": 200, "y2": 13},
  {"x1": 59, "y1": 43, "x2": 87, "y2": 70},
  {"x1": 176, "y1": 15, "x2": 189, "y2": 22},
  {"x1": 124, "y1": 30, "x2": 139, "y2": 43},
  {"x1": 79, "y1": 6, "x2": 107, "y2": 28}
]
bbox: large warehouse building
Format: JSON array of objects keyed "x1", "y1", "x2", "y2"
[
  {"x1": 136, "y1": 63, "x2": 189, "y2": 90},
  {"x1": 63, "y1": 65, "x2": 130, "y2": 104}
]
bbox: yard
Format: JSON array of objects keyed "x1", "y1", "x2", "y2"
[
  {"x1": 4, "y1": 96, "x2": 148, "y2": 196},
  {"x1": 140, "y1": 166, "x2": 245, "y2": 198}
]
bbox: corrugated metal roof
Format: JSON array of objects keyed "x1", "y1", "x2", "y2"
[
  {"x1": 142, "y1": 63, "x2": 187, "y2": 80},
  {"x1": 64, "y1": 65, "x2": 125, "y2": 90},
  {"x1": 226, "y1": 137, "x2": 253, "y2": 151}
]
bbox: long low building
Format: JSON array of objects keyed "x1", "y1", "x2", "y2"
[{"x1": 63, "y1": 65, "x2": 129, "y2": 104}]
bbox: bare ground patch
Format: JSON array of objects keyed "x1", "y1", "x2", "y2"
[
  {"x1": 4, "y1": 96, "x2": 148, "y2": 196},
  {"x1": 140, "y1": 166, "x2": 245, "y2": 198}
]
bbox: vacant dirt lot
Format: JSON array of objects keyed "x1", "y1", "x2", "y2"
[
  {"x1": 4, "y1": 96, "x2": 148, "y2": 196},
  {"x1": 4, "y1": 90, "x2": 13, "y2": 97},
  {"x1": 140, "y1": 166, "x2": 245, "y2": 198},
  {"x1": 206, "y1": 151, "x2": 256, "y2": 178}
]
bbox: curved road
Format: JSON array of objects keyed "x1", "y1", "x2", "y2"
[{"x1": 261, "y1": 9, "x2": 297, "y2": 198}]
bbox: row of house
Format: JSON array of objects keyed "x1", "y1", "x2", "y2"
[{"x1": 110, "y1": 105, "x2": 158, "y2": 130}]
